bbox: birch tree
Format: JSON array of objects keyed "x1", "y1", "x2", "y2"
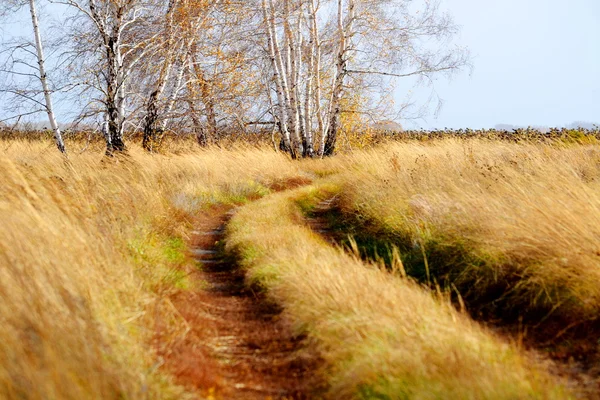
[
  {"x1": 0, "y1": 0, "x2": 66, "y2": 153},
  {"x1": 262, "y1": 0, "x2": 294, "y2": 156},
  {"x1": 256, "y1": 0, "x2": 469, "y2": 158},
  {"x1": 323, "y1": 0, "x2": 470, "y2": 155},
  {"x1": 322, "y1": 0, "x2": 355, "y2": 156},
  {"x1": 138, "y1": 0, "x2": 260, "y2": 151},
  {"x1": 55, "y1": 0, "x2": 156, "y2": 155},
  {"x1": 302, "y1": 0, "x2": 322, "y2": 157},
  {"x1": 1, "y1": 0, "x2": 468, "y2": 156},
  {"x1": 140, "y1": 0, "x2": 217, "y2": 151},
  {"x1": 140, "y1": 0, "x2": 179, "y2": 152}
]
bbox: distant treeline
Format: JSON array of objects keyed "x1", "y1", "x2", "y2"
[
  {"x1": 382, "y1": 127, "x2": 600, "y2": 143},
  {"x1": 2, "y1": 126, "x2": 599, "y2": 149}
]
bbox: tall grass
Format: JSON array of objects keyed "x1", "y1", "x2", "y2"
[
  {"x1": 0, "y1": 140, "x2": 305, "y2": 399},
  {"x1": 226, "y1": 184, "x2": 573, "y2": 399},
  {"x1": 332, "y1": 140, "x2": 600, "y2": 341},
  {"x1": 2, "y1": 136, "x2": 596, "y2": 398}
]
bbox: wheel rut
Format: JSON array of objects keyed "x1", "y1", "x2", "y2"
[{"x1": 167, "y1": 207, "x2": 322, "y2": 400}]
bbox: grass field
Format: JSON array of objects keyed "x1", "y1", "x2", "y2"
[
  {"x1": 1, "y1": 137, "x2": 598, "y2": 398},
  {"x1": 0, "y1": 141, "x2": 304, "y2": 399},
  {"x1": 328, "y1": 141, "x2": 600, "y2": 345}
]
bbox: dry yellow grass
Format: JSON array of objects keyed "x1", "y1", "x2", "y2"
[
  {"x1": 2, "y1": 137, "x2": 597, "y2": 399},
  {"x1": 0, "y1": 140, "x2": 306, "y2": 399},
  {"x1": 330, "y1": 139, "x2": 600, "y2": 338},
  {"x1": 226, "y1": 184, "x2": 573, "y2": 399}
]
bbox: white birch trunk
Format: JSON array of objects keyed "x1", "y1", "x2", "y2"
[
  {"x1": 304, "y1": 0, "x2": 323, "y2": 157},
  {"x1": 189, "y1": 47, "x2": 218, "y2": 143},
  {"x1": 88, "y1": 0, "x2": 127, "y2": 154},
  {"x1": 142, "y1": 0, "x2": 179, "y2": 151},
  {"x1": 282, "y1": 0, "x2": 302, "y2": 156},
  {"x1": 116, "y1": 49, "x2": 126, "y2": 139},
  {"x1": 29, "y1": 0, "x2": 66, "y2": 154},
  {"x1": 295, "y1": 13, "x2": 308, "y2": 155},
  {"x1": 142, "y1": 57, "x2": 175, "y2": 150},
  {"x1": 262, "y1": 0, "x2": 293, "y2": 155},
  {"x1": 308, "y1": 0, "x2": 326, "y2": 156},
  {"x1": 323, "y1": 0, "x2": 355, "y2": 156},
  {"x1": 160, "y1": 52, "x2": 187, "y2": 131},
  {"x1": 315, "y1": 1, "x2": 331, "y2": 156}
]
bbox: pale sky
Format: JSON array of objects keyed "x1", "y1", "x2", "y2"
[
  {"x1": 413, "y1": 0, "x2": 599, "y2": 129},
  {"x1": 1, "y1": 0, "x2": 598, "y2": 129}
]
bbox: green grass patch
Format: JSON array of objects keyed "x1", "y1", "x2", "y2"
[{"x1": 127, "y1": 231, "x2": 191, "y2": 292}]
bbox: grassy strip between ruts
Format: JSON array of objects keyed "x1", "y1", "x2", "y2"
[{"x1": 225, "y1": 183, "x2": 573, "y2": 399}]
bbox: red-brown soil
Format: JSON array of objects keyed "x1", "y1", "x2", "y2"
[{"x1": 162, "y1": 208, "x2": 323, "y2": 399}]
